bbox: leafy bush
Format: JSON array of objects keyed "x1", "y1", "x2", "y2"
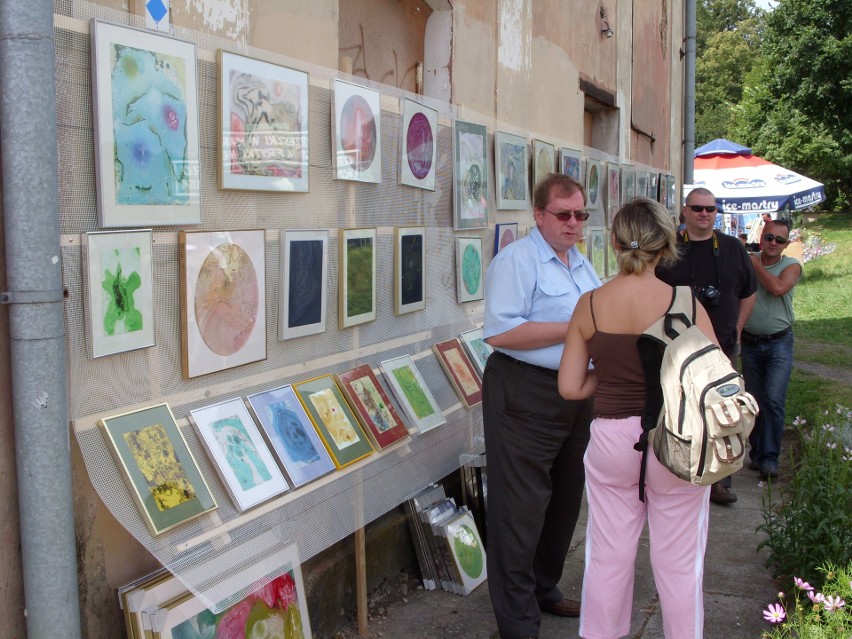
[{"x1": 758, "y1": 405, "x2": 852, "y2": 587}]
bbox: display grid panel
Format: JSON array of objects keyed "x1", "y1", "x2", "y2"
[{"x1": 58, "y1": 1, "x2": 486, "y2": 612}]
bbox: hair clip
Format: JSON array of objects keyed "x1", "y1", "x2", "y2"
[{"x1": 630, "y1": 241, "x2": 639, "y2": 250}]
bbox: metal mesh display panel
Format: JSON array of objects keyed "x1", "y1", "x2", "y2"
[{"x1": 58, "y1": 1, "x2": 496, "y2": 611}]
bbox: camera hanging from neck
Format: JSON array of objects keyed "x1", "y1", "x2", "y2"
[{"x1": 683, "y1": 230, "x2": 721, "y2": 307}]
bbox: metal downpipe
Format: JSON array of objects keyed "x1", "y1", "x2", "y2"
[
  {"x1": 683, "y1": 0, "x2": 697, "y2": 184},
  {"x1": 0, "y1": 1, "x2": 82, "y2": 637}
]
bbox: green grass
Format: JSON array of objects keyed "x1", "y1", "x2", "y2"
[
  {"x1": 792, "y1": 212, "x2": 852, "y2": 349},
  {"x1": 785, "y1": 369, "x2": 851, "y2": 426}
]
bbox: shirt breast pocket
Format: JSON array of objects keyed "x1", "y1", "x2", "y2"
[{"x1": 534, "y1": 279, "x2": 574, "y2": 321}]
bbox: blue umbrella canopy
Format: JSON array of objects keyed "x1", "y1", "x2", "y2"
[{"x1": 694, "y1": 138, "x2": 752, "y2": 157}]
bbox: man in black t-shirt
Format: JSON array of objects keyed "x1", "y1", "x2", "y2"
[{"x1": 656, "y1": 187, "x2": 757, "y2": 504}]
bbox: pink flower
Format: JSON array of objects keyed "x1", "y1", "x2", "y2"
[
  {"x1": 824, "y1": 595, "x2": 846, "y2": 612},
  {"x1": 793, "y1": 577, "x2": 814, "y2": 591},
  {"x1": 763, "y1": 602, "x2": 786, "y2": 623},
  {"x1": 216, "y1": 600, "x2": 252, "y2": 637},
  {"x1": 807, "y1": 591, "x2": 825, "y2": 604}
]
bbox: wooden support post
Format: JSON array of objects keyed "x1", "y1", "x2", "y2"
[{"x1": 355, "y1": 527, "x2": 368, "y2": 636}]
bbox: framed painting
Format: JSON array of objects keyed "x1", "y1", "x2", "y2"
[
  {"x1": 585, "y1": 158, "x2": 602, "y2": 213},
  {"x1": 245, "y1": 384, "x2": 335, "y2": 488},
  {"x1": 494, "y1": 222, "x2": 518, "y2": 256},
  {"x1": 605, "y1": 162, "x2": 620, "y2": 227},
  {"x1": 280, "y1": 229, "x2": 328, "y2": 340},
  {"x1": 90, "y1": 20, "x2": 201, "y2": 227},
  {"x1": 456, "y1": 237, "x2": 484, "y2": 303},
  {"x1": 458, "y1": 327, "x2": 494, "y2": 379},
  {"x1": 332, "y1": 79, "x2": 382, "y2": 183},
  {"x1": 532, "y1": 139, "x2": 556, "y2": 190},
  {"x1": 99, "y1": 403, "x2": 217, "y2": 537},
  {"x1": 453, "y1": 120, "x2": 488, "y2": 230},
  {"x1": 84, "y1": 230, "x2": 155, "y2": 358},
  {"x1": 605, "y1": 234, "x2": 619, "y2": 279},
  {"x1": 442, "y1": 511, "x2": 487, "y2": 595},
  {"x1": 335, "y1": 364, "x2": 410, "y2": 450},
  {"x1": 432, "y1": 339, "x2": 482, "y2": 409},
  {"x1": 400, "y1": 98, "x2": 437, "y2": 190},
  {"x1": 621, "y1": 164, "x2": 636, "y2": 203},
  {"x1": 589, "y1": 228, "x2": 607, "y2": 280},
  {"x1": 180, "y1": 229, "x2": 267, "y2": 378},
  {"x1": 339, "y1": 228, "x2": 377, "y2": 329},
  {"x1": 648, "y1": 172, "x2": 659, "y2": 201},
  {"x1": 379, "y1": 355, "x2": 446, "y2": 434},
  {"x1": 189, "y1": 398, "x2": 289, "y2": 512},
  {"x1": 292, "y1": 375, "x2": 374, "y2": 469},
  {"x1": 559, "y1": 147, "x2": 583, "y2": 183},
  {"x1": 394, "y1": 226, "x2": 426, "y2": 316},
  {"x1": 657, "y1": 172, "x2": 667, "y2": 204},
  {"x1": 636, "y1": 170, "x2": 650, "y2": 199},
  {"x1": 156, "y1": 543, "x2": 312, "y2": 639},
  {"x1": 119, "y1": 569, "x2": 184, "y2": 639},
  {"x1": 218, "y1": 50, "x2": 309, "y2": 192},
  {"x1": 495, "y1": 131, "x2": 529, "y2": 210},
  {"x1": 666, "y1": 174, "x2": 677, "y2": 212}
]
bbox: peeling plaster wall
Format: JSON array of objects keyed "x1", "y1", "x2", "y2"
[
  {"x1": 449, "y1": 0, "x2": 497, "y2": 118},
  {"x1": 496, "y1": 0, "x2": 532, "y2": 126},
  {"x1": 251, "y1": 0, "x2": 338, "y2": 67},
  {"x1": 174, "y1": 0, "x2": 250, "y2": 47}
]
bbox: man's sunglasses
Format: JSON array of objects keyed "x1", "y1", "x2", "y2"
[
  {"x1": 542, "y1": 208, "x2": 590, "y2": 222},
  {"x1": 762, "y1": 234, "x2": 789, "y2": 245},
  {"x1": 687, "y1": 204, "x2": 718, "y2": 213}
]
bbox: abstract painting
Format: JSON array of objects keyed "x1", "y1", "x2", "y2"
[
  {"x1": 380, "y1": 355, "x2": 446, "y2": 434},
  {"x1": 444, "y1": 511, "x2": 487, "y2": 595},
  {"x1": 158, "y1": 543, "x2": 312, "y2": 639},
  {"x1": 605, "y1": 234, "x2": 619, "y2": 279},
  {"x1": 84, "y1": 230, "x2": 155, "y2": 358},
  {"x1": 180, "y1": 229, "x2": 266, "y2": 378},
  {"x1": 453, "y1": 120, "x2": 488, "y2": 230},
  {"x1": 432, "y1": 339, "x2": 482, "y2": 409},
  {"x1": 458, "y1": 327, "x2": 494, "y2": 379},
  {"x1": 332, "y1": 79, "x2": 382, "y2": 183},
  {"x1": 189, "y1": 398, "x2": 289, "y2": 512},
  {"x1": 606, "y1": 162, "x2": 620, "y2": 227},
  {"x1": 218, "y1": 51, "x2": 309, "y2": 192},
  {"x1": 280, "y1": 229, "x2": 328, "y2": 340},
  {"x1": 494, "y1": 222, "x2": 518, "y2": 256},
  {"x1": 559, "y1": 147, "x2": 583, "y2": 183},
  {"x1": 585, "y1": 158, "x2": 602, "y2": 214},
  {"x1": 335, "y1": 364, "x2": 410, "y2": 450},
  {"x1": 666, "y1": 174, "x2": 677, "y2": 213},
  {"x1": 293, "y1": 375, "x2": 374, "y2": 469},
  {"x1": 456, "y1": 237, "x2": 484, "y2": 303},
  {"x1": 246, "y1": 385, "x2": 335, "y2": 488},
  {"x1": 99, "y1": 403, "x2": 217, "y2": 536},
  {"x1": 621, "y1": 164, "x2": 636, "y2": 203},
  {"x1": 636, "y1": 170, "x2": 650, "y2": 199},
  {"x1": 339, "y1": 228, "x2": 377, "y2": 329},
  {"x1": 90, "y1": 20, "x2": 201, "y2": 227},
  {"x1": 532, "y1": 139, "x2": 556, "y2": 190},
  {"x1": 495, "y1": 131, "x2": 528, "y2": 210},
  {"x1": 394, "y1": 226, "x2": 426, "y2": 315},
  {"x1": 400, "y1": 98, "x2": 437, "y2": 190},
  {"x1": 657, "y1": 173, "x2": 667, "y2": 204},
  {"x1": 589, "y1": 228, "x2": 607, "y2": 280}
]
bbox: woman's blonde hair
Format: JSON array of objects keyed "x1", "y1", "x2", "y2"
[{"x1": 611, "y1": 198, "x2": 679, "y2": 275}]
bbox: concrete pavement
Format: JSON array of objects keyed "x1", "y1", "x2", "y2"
[{"x1": 339, "y1": 465, "x2": 780, "y2": 639}]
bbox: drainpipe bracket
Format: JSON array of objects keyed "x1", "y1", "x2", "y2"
[{"x1": 1, "y1": 289, "x2": 66, "y2": 304}]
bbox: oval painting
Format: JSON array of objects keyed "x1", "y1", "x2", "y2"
[
  {"x1": 339, "y1": 94, "x2": 377, "y2": 172},
  {"x1": 194, "y1": 243, "x2": 259, "y2": 356},
  {"x1": 461, "y1": 244, "x2": 481, "y2": 295},
  {"x1": 588, "y1": 163, "x2": 600, "y2": 205},
  {"x1": 406, "y1": 112, "x2": 433, "y2": 179}
]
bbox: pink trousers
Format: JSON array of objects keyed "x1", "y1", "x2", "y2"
[{"x1": 579, "y1": 416, "x2": 710, "y2": 639}]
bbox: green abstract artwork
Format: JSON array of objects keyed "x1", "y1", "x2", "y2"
[
  {"x1": 100, "y1": 247, "x2": 143, "y2": 336},
  {"x1": 392, "y1": 366, "x2": 434, "y2": 419}
]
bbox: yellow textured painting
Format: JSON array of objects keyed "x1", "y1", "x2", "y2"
[{"x1": 124, "y1": 423, "x2": 195, "y2": 511}]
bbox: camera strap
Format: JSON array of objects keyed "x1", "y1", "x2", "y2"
[{"x1": 683, "y1": 231, "x2": 721, "y2": 290}]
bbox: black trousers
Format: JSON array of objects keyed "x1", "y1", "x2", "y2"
[{"x1": 483, "y1": 352, "x2": 592, "y2": 639}]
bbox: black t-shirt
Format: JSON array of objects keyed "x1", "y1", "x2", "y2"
[{"x1": 655, "y1": 232, "x2": 757, "y2": 357}]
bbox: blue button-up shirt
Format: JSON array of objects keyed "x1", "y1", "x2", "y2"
[{"x1": 483, "y1": 227, "x2": 601, "y2": 369}]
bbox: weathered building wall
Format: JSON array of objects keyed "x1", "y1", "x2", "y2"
[{"x1": 0, "y1": 1, "x2": 684, "y2": 636}]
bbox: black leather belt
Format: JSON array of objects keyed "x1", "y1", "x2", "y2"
[{"x1": 741, "y1": 327, "x2": 792, "y2": 345}]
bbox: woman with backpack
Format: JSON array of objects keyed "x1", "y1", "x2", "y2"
[{"x1": 557, "y1": 198, "x2": 717, "y2": 639}]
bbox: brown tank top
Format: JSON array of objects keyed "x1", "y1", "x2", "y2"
[{"x1": 587, "y1": 291, "x2": 646, "y2": 418}]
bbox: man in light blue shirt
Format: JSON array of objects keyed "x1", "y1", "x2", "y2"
[{"x1": 483, "y1": 173, "x2": 600, "y2": 639}]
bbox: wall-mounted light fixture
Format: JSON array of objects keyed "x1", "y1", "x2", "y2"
[{"x1": 600, "y1": 7, "x2": 614, "y2": 38}]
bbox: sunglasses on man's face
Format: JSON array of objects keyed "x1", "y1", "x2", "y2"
[
  {"x1": 762, "y1": 234, "x2": 789, "y2": 245},
  {"x1": 687, "y1": 204, "x2": 718, "y2": 213},
  {"x1": 542, "y1": 208, "x2": 590, "y2": 222}
]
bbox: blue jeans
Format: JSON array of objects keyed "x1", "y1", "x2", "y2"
[{"x1": 741, "y1": 331, "x2": 794, "y2": 468}]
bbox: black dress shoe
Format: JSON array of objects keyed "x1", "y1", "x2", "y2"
[{"x1": 540, "y1": 598, "x2": 581, "y2": 617}]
